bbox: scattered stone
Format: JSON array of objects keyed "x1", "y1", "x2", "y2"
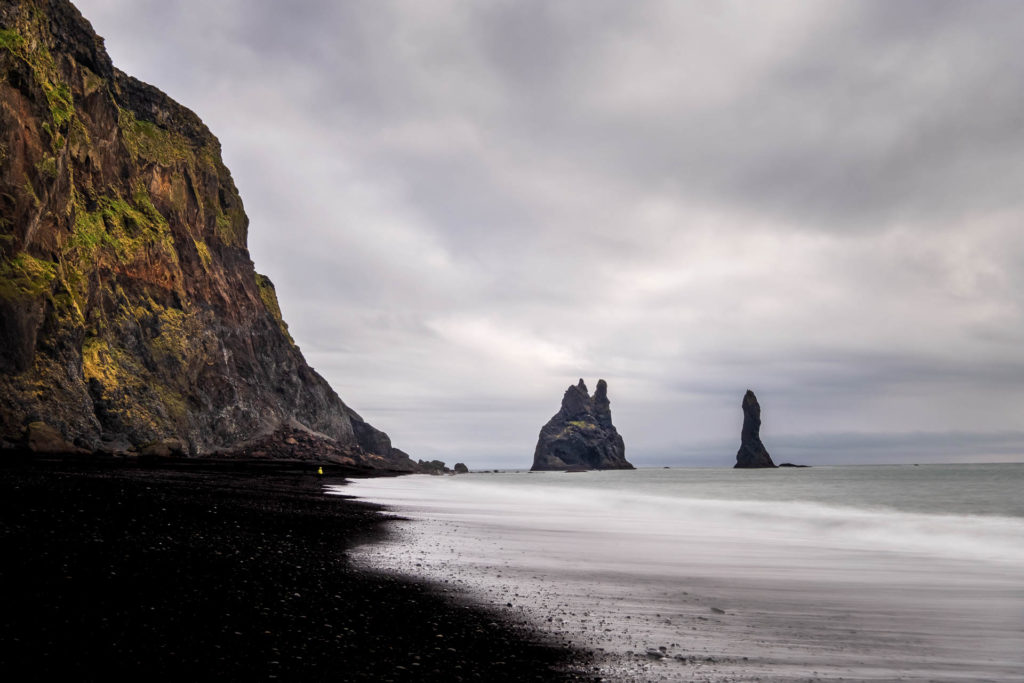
[
  {"x1": 0, "y1": 460, "x2": 589, "y2": 680},
  {"x1": 139, "y1": 438, "x2": 188, "y2": 458}
]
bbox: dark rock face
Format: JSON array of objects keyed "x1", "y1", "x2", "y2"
[
  {"x1": 531, "y1": 379, "x2": 633, "y2": 471},
  {"x1": 0, "y1": 0, "x2": 413, "y2": 469},
  {"x1": 452, "y1": 462, "x2": 469, "y2": 474},
  {"x1": 417, "y1": 459, "x2": 449, "y2": 475},
  {"x1": 734, "y1": 390, "x2": 776, "y2": 469}
]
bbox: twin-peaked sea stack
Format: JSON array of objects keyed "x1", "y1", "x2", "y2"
[
  {"x1": 531, "y1": 379, "x2": 634, "y2": 471},
  {"x1": 734, "y1": 390, "x2": 776, "y2": 468},
  {"x1": 0, "y1": 0, "x2": 414, "y2": 469}
]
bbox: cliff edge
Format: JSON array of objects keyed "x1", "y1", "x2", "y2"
[{"x1": 0, "y1": 0, "x2": 413, "y2": 468}]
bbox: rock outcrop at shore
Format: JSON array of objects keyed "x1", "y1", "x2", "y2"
[
  {"x1": 531, "y1": 379, "x2": 633, "y2": 471},
  {"x1": 0, "y1": 0, "x2": 414, "y2": 469},
  {"x1": 734, "y1": 390, "x2": 776, "y2": 468}
]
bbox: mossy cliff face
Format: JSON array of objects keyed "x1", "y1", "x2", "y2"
[{"x1": 0, "y1": 0, "x2": 414, "y2": 468}]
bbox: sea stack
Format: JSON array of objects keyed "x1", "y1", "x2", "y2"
[
  {"x1": 531, "y1": 379, "x2": 633, "y2": 471},
  {"x1": 734, "y1": 390, "x2": 776, "y2": 468}
]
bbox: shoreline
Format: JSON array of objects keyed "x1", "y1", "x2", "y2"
[
  {"x1": 344, "y1": 470, "x2": 1024, "y2": 682},
  {"x1": 0, "y1": 457, "x2": 590, "y2": 680}
]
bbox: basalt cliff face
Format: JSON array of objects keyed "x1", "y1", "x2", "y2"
[
  {"x1": 734, "y1": 390, "x2": 775, "y2": 469},
  {"x1": 531, "y1": 379, "x2": 633, "y2": 471},
  {"x1": 0, "y1": 0, "x2": 414, "y2": 469}
]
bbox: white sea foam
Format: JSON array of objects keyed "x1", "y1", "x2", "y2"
[{"x1": 333, "y1": 467, "x2": 1024, "y2": 681}]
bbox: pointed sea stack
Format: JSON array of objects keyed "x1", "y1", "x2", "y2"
[
  {"x1": 734, "y1": 390, "x2": 776, "y2": 468},
  {"x1": 531, "y1": 379, "x2": 633, "y2": 471}
]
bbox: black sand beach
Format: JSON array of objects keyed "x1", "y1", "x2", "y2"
[{"x1": 0, "y1": 458, "x2": 589, "y2": 681}]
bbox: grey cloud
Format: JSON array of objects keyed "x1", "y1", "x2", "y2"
[
  {"x1": 723, "y1": 3, "x2": 1024, "y2": 228},
  {"x1": 72, "y1": 0, "x2": 1024, "y2": 468},
  {"x1": 644, "y1": 431, "x2": 1024, "y2": 468}
]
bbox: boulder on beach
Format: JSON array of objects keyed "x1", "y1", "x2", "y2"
[
  {"x1": 453, "y1": 462, "x2": 469, "y2": 474},
  {"x1": 24, "y1": 422, "x2": 88, "y2": 455},
  {"x1": 138, "y1": 438, "x2": 187, "y2": 458},
  {"x1": 734, "y1": 390, "x2": 776, "y2": 469},
  {"x1": 531, "y1": 379, "x2": 633, "y2": 471}
]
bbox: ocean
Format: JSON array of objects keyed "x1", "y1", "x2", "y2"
[{"x1": 333, "y1": 464, "x2": 1024, "y2": 681}]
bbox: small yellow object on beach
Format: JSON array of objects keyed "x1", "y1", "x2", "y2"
[{"x1": 317, "y1": 466, "x2": 323, "y2": 475}]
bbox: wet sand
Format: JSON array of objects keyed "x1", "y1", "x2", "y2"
[
  {"x1": 343, "y1": 472, "x2": 1024, "y2": 682},
  {"x1": 0, "y1": 458, "x2": 589, "y2": 681}
]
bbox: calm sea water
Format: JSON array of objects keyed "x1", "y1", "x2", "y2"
[
  {"x1": 337, "y1": 464, "x2": 1024, "y2": 681},
  {"x1": 431, "y1": 462, "x2": 1024, "y2": 517}
]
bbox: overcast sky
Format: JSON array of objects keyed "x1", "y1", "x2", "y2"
[{"x1": 74, "y1": 0, "x2": 1024, "y2": 467}]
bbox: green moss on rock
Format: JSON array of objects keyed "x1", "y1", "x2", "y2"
[
  {"x1": 193, "y1": 238, "x2": 211, "y2": 271},
  {"x1": 44, "y1": 80, "x2": 73, "y2": 127},
  {"x1": 118, "y1": 108, "x2": 187, "y2": 166},
  {"x1": 1, "y1": 21, "x2": 75, "y2": 129},
  {"x1": 81, "y1": 334, "x2": 186, "y2": 433},
  {"x1": 255, "y1": 273, "x2": 294, "y2": 345},
  {"x1": 35, "y1": 155, "x2": 58, "y2": 179},
  {"x1": 68, "y1": 190, "x2": 176, "y2": 268},
  {"x1": 22, "y1": 177, "x2": 40, "y2": 208},
  {"x1": 0, "y1": 28, "x2": 25, "y2": 52},
  {"x1": 0, "y1": 253, "x2": 57, "y2": 301},
  {"x1": 215, "y1": 209, "x2": 245, "y2": 247},
  {"x1": 145, "y1": 299, "x2": 189, "y2": 368}
]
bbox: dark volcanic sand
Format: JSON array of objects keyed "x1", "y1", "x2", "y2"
[{"x1": 0, "y1": 457, "x2": 589, "y2": 681}]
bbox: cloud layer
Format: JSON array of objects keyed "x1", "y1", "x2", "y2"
[{"x1": 75, "y1": 0, "x2": 1024, "y2": 467}]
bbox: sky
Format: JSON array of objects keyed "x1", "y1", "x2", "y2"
[{"x1": 73, "y1": 0, "x2": 1024, "y2": 468}]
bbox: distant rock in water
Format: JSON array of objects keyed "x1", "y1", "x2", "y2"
[
  {"x1": 734, "y1": 390, "x2": 776, "y2": 469},
  {"x1": 453, "y1": 462, "x2": 469, "y2": 474},
  {"x1": 418, "y1": 459, "x2": 450, "y2": 475},
  {"x1": 531, "y1": 379, "x2": 633, "y2": 471}
]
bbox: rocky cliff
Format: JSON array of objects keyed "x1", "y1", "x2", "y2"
[
  {"x1": 0, "y1": 0, "x2": 414, "y2": 469},
  {"x1": 531, "y1": 379, "x2": 633, "y2": 471},
  {"x1": 734, "y1": 390, "x2": 775, "y2": 468}
]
